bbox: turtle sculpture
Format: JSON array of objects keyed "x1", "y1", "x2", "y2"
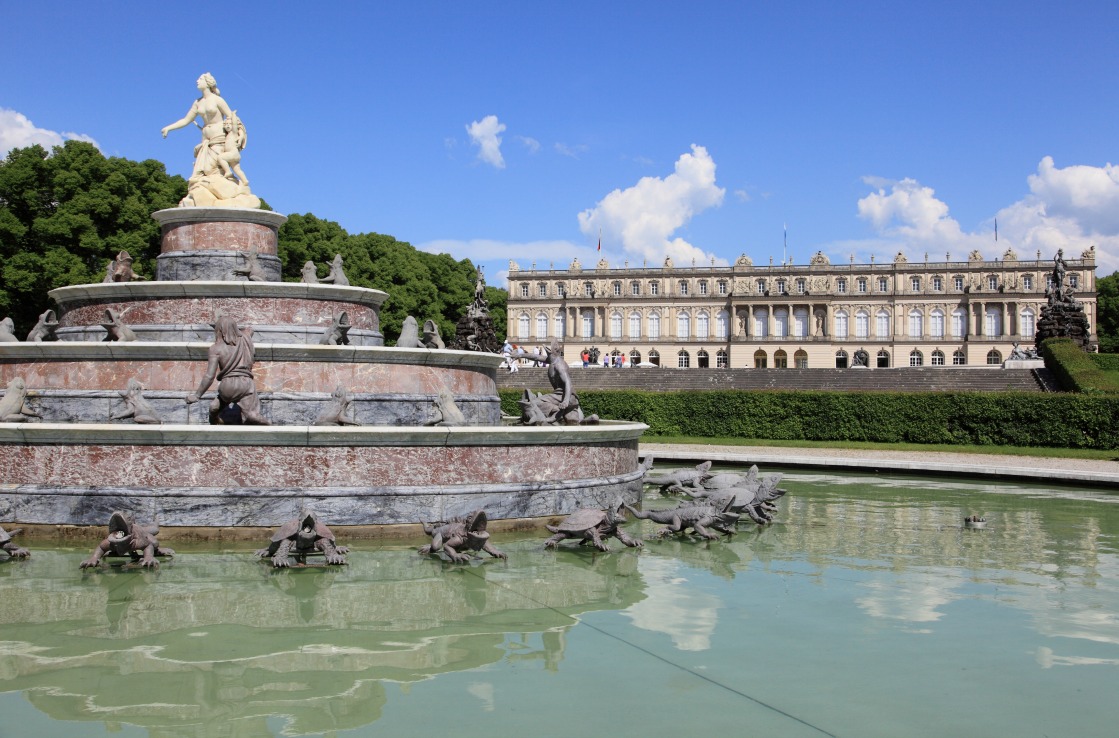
[
  {"x1": 625, "y1": 498, "x2": 739, "y2": 540},
  {"x1": 256, "y1": 510, "x2": 349, "y2": 567},
  {"x1": 0, "y1": 525, "x2": 30, "y2": 559},
  {"x1": 419, "y1": 510, "x2": 506, "y2": 563},
  {"x1": 543, "y1": 503, "x2": 643, "y2": 552},
  {"x1": 643, "y1": 460, "x2": 713, "y2": 495},
  {"x1": 80, "y1": 511, "x2": 175, "y2": 569}
]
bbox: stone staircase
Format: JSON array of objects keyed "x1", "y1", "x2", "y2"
[{"x1": 497, "y1": 366, "x2": 1055, "y2": 393}]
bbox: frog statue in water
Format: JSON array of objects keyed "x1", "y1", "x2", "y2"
[
  {"x1": 80, "y1": 511, "x2": 175, "y2": 569},
  {"x1": 256, "y1": 510, "x2": 349, "y2": 567}
]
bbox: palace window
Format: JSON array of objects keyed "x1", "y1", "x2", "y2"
[
  {"x1": 932, "y1": 276, "x2": 943, "y2": 291},
  {"x1": 931, "y1": 350, "x2": 945, "y2": 366},
  {"x1": 630, "y1": 349, "x2": 642, "y2": 365},
  {"x1": 985, "y1": 307, "x2": 1003, "y2": 337},
  {"x1": 857, "y1": 277, "x2": 867, "y2": 293},
  {"x1": 753, "y1": 308, "x2": 769, "y2": 337},
  {"x1": 856, "y1": 310, "x2": 870, "y2": 338},
  {"x1": 610, "y1": 312, "x2": 622, "y2": 339},
  {"x1": 517, "y1": 313, "x2": 529, "y2": 338},
  {"x1": 677, "y1": 311, "x2": 691, "y2": 339},
  {"x1": 649, "y1": 281, "x2": 659, "y2": 295},
  {"x1": 520, "y1": 283, "x2": 529, "y2": 297},
  {"x1": 774, "y1": 308, "x2": 789, "y2": 338},
  {"x1": 953, "y1": 350, "x2": 967, "y2": 365},
  {"x1": 536, "y1": 312, "x2": 548, "y2": 338},
  {"x1": 678, "y1": 280, "x2": 689, "y2": 296},
  {"x1": 954, "y1": 275, "x2": 964, "y2": 290},
  {"x1": 834, "y1": 310, "x2": 849, "y2": 339},
  {"x1": 538, "y1": 283, "x2": 547, "y2": 297},
  {"x1": 776, "y1": 279, "x2": 787, "y2": 295},
  {"x1": 697, "y1": 311, "x2": 710, "y2": 339},
  {"x1": 930, "y1": 308, "x2": 945, "y2": 338},
  {"x1": 628, "y1": 312, "x2": 641, "y2": 339},
  {"x1": 837, "y1": 278, "x2": 847, "y2": 294},
  {"x1": 718, "y1": 280, "x2": 728, "y2": 295},
  {"x1": 911, "y1": 276, "x2": 921, "y2": 291},
  {"x1": 678, "y1": 350, "x2": 690, "y2": 368},
  {"x1": 756, "y1": 279, "x2": 766, "y2": 294},
  {"x1": 612, "y1": 281, "x2": 621, "y2": 297},
  {"x1": 697, "y1": 349, "x2": 709, "y2": 368},
  {"x1": 1023, "y1": 275, "x2": 1033, "y2": 290},
  {"x1": 715, "y1": 310, "x2": 729, "y2": 339},
  {"x1": 952, "y1": 308, "x2": 967, "y2": 338},
  {"x1": 716, "y1": 349, "x2": 729, "y2": 368},
  {"x1": 835, "y1": 350, "x2": 848, "y2": 369},
  {"x1": 1070, "y1": 274, "x2": 1079, "y2": 289},
  {"x1": 987, "y1": 275, "x2": 998, "y2": 290},
  {"x1": 584, "y1": 282, "x2": 594, "y2": 297},
  {"x1": 556, "y1": 282, "x2": 567, "y2": 298},
  {"x1": 794, "y1": 349, "x2": 808, "y2": 369},
  {"x1": 1020, "y1": 308, "x2": 1036, "y2": 338},
  {"x1": 876, "y1": 309, "x2": 890, "y2": 338},
  {"x1": 554, "y1": 312, "x2": 566, "y2": 337},
  {"x1": 754, "y1": 350, "x2": 768, "y2": 368},
  {"x1": 877, "y1": 350, "x2": 890, "y2": 368},
  {"x1": 909, "y1": 350, "x2": 923, "y2": 367},
  {"x1": 648, "y1": 313, "x2": 661, "y2": 339},
  {"x1": 774, "y1": 349, "x2": 788, "y2": 369},
  {"x1": 797, "y1": 278, "x2": 807, "y2": 294},
  {"x1": 987, "y1": 349, "x2": 1002, "y2": 365},
  {"x1": 631, "y1": 281, "x2": 641, "y2": 296},
  {"x1": 648, "y1": 349, "x2": 661, "y2": 366},
  {"x1": 793, "y1": 308, "x2": 809, "y2": 338},
  {"x1": 699, "y1": 281, "x2": 708, "y2": 296},
  {"x1": 878, "y1": 277, "x2": 889, "y2": 292},
  {"x1": 908, "y1": 309, "x2": 923, "y2": 338},
  {"x1": 581, "y1": 311, "x2": 593, "y2": 338}
]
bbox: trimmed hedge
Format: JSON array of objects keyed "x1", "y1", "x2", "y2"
[
  {"x1": 500, "y1": 388, "x2": 1119, "y2": 449},
  {"x1": 1041, "y1": 338, "x2": 1119, "y2": 393}
]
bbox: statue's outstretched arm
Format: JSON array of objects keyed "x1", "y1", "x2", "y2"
[{"x1": 161, "y1": 104, "x2": 199, "y2": 138}]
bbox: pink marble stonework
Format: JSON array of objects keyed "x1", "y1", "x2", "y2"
[{"x1": 153, "y1": 207, "x2": 286, "y2": 255}]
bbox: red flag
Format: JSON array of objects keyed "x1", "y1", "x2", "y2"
[{"x1": 597, "y1": 236, "x2": 601, "y2": 251}]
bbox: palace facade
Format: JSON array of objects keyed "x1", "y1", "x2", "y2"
[{"x1": 505, "y1": 247, "x2": 1098, "y2": 369}]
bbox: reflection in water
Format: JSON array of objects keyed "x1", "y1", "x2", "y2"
[{"x1": 0, "y1": 471, "x2": 1117, "y2": 736}]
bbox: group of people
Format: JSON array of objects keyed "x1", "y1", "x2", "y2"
[{"x1": 580, "y1": 349, "x2": 628, "y2": 369}]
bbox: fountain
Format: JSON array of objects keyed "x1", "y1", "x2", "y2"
[{"x1": 0, "y1": 73, "x2": 646, "y2": 534}]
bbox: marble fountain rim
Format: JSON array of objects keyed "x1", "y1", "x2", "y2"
[
  {"x1": 0, "y1": 341, "x2": 502, "y2": 368},
  {"x1": 151, "y1": 206, "x2": 289, "y2": 228},
  {"x1": 0, "y1": 420, "x2": 649, "y2": 446},
  {"x1": 49, "y1": 281, "x2": 389, "y2": 307}
]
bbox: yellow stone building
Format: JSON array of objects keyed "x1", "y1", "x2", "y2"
[{"x1": 506, "y1": 247, "x2": 1097, "y2": 368}]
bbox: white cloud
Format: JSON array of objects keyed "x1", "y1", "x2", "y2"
[
  {"x1": 733, "y1": 189, "x2": 751, "y2": 203},
  {"x1": 465, "y1": 115, "x2": 506, "y2": 168},
  {"x1": 577, "y1": 144, "x2": 727, "y2": 266},
  {"x1": 516, "y1": 135, "x2": 540, "y2": 154},
  {"x1": 554, "y1": 142, "x2": 589, "y2": 159},
  {"x1": 0, "y1": 108, "x2": 100, "y2": 155}
]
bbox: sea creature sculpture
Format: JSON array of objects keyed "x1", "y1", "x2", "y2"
[
  {"x1": 0, "y1": 525, "x2": 30, "y2": 559},
  {"x1": 223, "y1": 246, "x2": 267, "y2": 281},
  {"x1": 625, "y1": 498, "x2": 739, "y2": 540},
  {"x1": 0, "y1": 377, "x2": 41, "y2": 422},
  {"x1": 255, "y1": 510, "x2": 349, "y2": 567},
  {"x1": 396, "y1": 316, "x2": 422, "y2": 348},
  {"x1": 314, "y1": 385, "x2": 361, "y2": 426},
  {"x1": 516, "y1": 390, "x2": 550, "y2": 426},
  {"x1": 543, "y1": 503, "x2": 643, "y2": 552},
  {"x1": 643, "y1": 460, "x2": 714, "y2": 495},
  {"x1": 421, "y1": 319, "x2": 445, "y2": 349},
  {"x1": 419, "y1": 510, "x2": 506, "y2": 563},
  {"x1": 320, "y1": 254, "x2": 349, "y2": 287},
  {"x1": 102, "y1": 250, "x2": 145, "y2": 283},
  {"x1": 111, "y1": 379, "x2": 162, "y2": 424},
  {"x1": 101, "y1": 308, "x2": 137, "y2": 342},
  {"x1": 426, "y1": 388, "x2": 467, "y2": 426},
  {"x1": 319, "y1": 311, "x2": 351, "y2": 346},
  {"x1": 0, "y1": 317, "x2": 18, "y2": 342},
  {"x1": 80, "y1": 511, "x2": 175, "y2": 569},
  {"x1": 26, "y1": 309, "x2": 58, "y2": 342}
]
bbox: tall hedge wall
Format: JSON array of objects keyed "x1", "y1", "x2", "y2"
[
  {"x1": 500, "y1": 389, "x2": 1119, "y2": 449},
  {"x1": 1041, "y1": 338, "x2": 1119, "y2": 393}
]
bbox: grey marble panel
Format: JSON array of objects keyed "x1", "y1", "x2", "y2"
[
  {"x1": 54, "y1": 325, "x2": 385, "y2": 346},
  {"x1": 156, "y1": 251, "x2": 283, "y2": 282}
]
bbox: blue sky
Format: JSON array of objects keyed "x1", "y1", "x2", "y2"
[{"x1": 3, "y1": 2, "x2": 1118, "y2": 283}]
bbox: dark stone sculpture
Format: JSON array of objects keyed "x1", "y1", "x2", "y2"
[
  {"x1": 0, "y1": 525, "x2": 30, "y2": 559},
  {"x1": 396, "y1": 316, "x2": 422, "y2": 348},
  {"x1": 224, "y1": 245, "x2": 267, "y2": 281},
  {"x1": 852, "y1": 349, "x2": 870, "y2": 368},
  {"x1": 1008, "y1": 342, "x2": 1039, "y2": 361},
  {"x1": 450, "y1": 267, "x2": 502, "y2": 352},
  {"x1": 188, "y1": 315, "x2": 270, "y2": 425},
  {"x1": 0, "y1": 377, "x2": 41, "y2": 422},
  {"x1": 422, "y1": 319, "x2": 445, "y2": 349},
  {"x1": 319, "y1": 311, "x2": 351, "y2": 345},
  {"x1": 255, "y1": 510, "x2": 349, "y2": 567},
  {"x1": 625, "y1": 498, "x2": 739, "y2": 540},
  {"x1": 320, "y1": 254, "x2": 349, "y2": 287},
  {"x1": 0, "y1": 317, "x2": 18, "y2": 343},
  {"x1": 112, "y1": 379, "x2": 162, "y2": 424},
  {"x1": 419, "y1": 510, "x2": 506, "y2": 562},
  {"x1": 103, "y1": 250, "x2": 144, "y2": 283},
  {"x1": 964, "y1": 514, "x2": 987, "y2": 529},
  {"x1": 101, "y1": 308, "x2": 137, "y2": 342},
  {"x1": 543, "y1": 503, "x2": 643, "y2": 552},
  {"x1": 314, "y1": 385, "x2": 361, "y2": 426},
  {"x1": 426, "y1": 388, "x2": 467, "y2": 426},
  {"x1": 1037, "y1": 248, "x2": 1092, "y2": 349},
  {"x1": 643, "y1": 460, "x2": 713, "y2": 495},
  {"x1": 514, "y1": 339, "x2": 599, "y2": 425},
  {"x1": 80, "y1": 511, "x2": 174, "y2": 569},
  {"x1": 26, "y1": 309, "x2": 58, "y2": 342}
]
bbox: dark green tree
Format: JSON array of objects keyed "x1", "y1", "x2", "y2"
[
  {"x1": 0, "y1": 142, "x2": 186, "y2": 332},
  {"x1": 484, "y1": 285, "x2": 508, "y2": 341},
  {"x1": 1096, "y1": 271, "x2": 1119, "y2": 353}
]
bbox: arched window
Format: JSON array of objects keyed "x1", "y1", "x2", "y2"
[
  {"x1": 930, "y1": 308, "x2": 945, "y2": 338},
  {"x1": 774, "y1": 308, "x2": 789, "y2": 338},
  {"x1": 610, "y1": 312, "x2": 622, "y2": 340},
  {"x1": 793, "y1": 308, "x2": 809, "y2": 338},
  {"x1": 987, "y1": 349, "x2": 1002, "y2": 365},
  {"x1": 628, "y1": 312, "x2": 641, "y2": 339},
  {"x1": 554, "y1": 312, "x2": 566, "y2": 338},
  {"x1": 677, "y1": 350, "x2": 690, "y2": 368},
  {"x1": 834, "y1": 310, "x2": 849, "y2": 339},
  {"x1": 952, "y1": 308, "x2": 967, "y2": 338},
  {"x1": 677, "y1": 311, "x2": 690, "y2": 339},
  {"x1": 835, "y1": 350, "x2": 849, "y2": 369},
  {"x1": 696, "y1": 311, "x2": 710, "y2": 339},
  {"x1": 716, "y1": 349, "x2": 729, "y2": 368},
  {"x1": 581, "y1": 310, "x2": 593, "y2": 338},
  {"x1": 715, "y1": 310, "x2": 729, "y2": 339},
  {"x1": 753, "y1": 308, "x2": 769, "y2": 337},
  {"x1": 517, "y1": 313, "x2": 530, "y2": 339},
  {"x1": 630, "y1": 349, "x2": 642, "y2": 365},
  {"x1": 876, "y1": 309, "x2": 890, "y2": 338},
  {"x1": 985, "y1": 307, "x2": 1003, "y2": 337},
  {"x1": 697, "y1": 349, "x2": 710, "y2": 368},
  {"x1": 648, "y1": 349, "x2": 661, "y2": 366},
  {"x1": 953, "y1": 350, "x2": 967, "y2": 365},
  {"x1": 794, "y1": 349, "x2": 808, "y2": 368},
  {"x1": 774, "y1": 349, "x2": 788, "y2": 368},
  {"x1": 908, "y1": 309, "x2": 923, "y2": 338},
  {"x1": 648, "y1": 313, "x2": 660, "y2": 340},
  {"x1": 876, "y1": 350, "x2": 890, "y2": 368},
  {"x1": 909, "y1": 350, "x2": 923, "y2": 367},
  {"x1": 856, "y1": 310, "x2": 870, "y2": 339},
  {"x1": 931, "y1": 349, "x2": 945, "y2": 366},
  {"x1": 536, "y1": 312, "x2": 548, "y2": 338},
  {"x1": 1020, "y1": 308, "x2": 1036, "y2": 338},
  {"x1": 754, "y1": 349, "x2": 768, "y2": 368}
]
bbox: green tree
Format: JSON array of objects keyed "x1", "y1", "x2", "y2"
[
  {"x1": 0, "y1": 142, "x2": 186, "y2": 332},
  {"x1": 485, "y1": 286, "x2": 507, "y2": 341},
  {"x1": 1096, "y1": 272, "x2": 1119, "y2": 353}
]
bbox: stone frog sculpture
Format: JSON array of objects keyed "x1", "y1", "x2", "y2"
[
  {"x1": 426, "y1": 388, "x2": 467, "y2": 426},
  {"x1": 320, "y1": 254, "x2": 349, "y2": 287},
  {"x1": 80, "y1": 511, "x2": 175, "y2": 569},
  {"x1": 101, "y1": 309, "x2": 137, "y2": 342},
  {"x1": 644, "y1": 460, "x2": 714, "y2": 495},
  {"x1": 625, "y1": 498, "x2": 739, "y2": 540},
  {"x1": 255, "y1": 510, "x2": 349, "y2": 567},
  {"x1": 0, "y1": 377, "x2": 41, "y2": 422},
  {"x1": 0, "y1": 317, "x2": 18, "y2": 342},
  {"x1": 396, "y1": 315, "x2": 422, "y2": 348},
  {"x1": 419, "y1": 510, "x2": 506, "y2": 563},
  {"x1": 314, "y1": 385, "x2": 361, "y2": 426},
  {"x1": 300, "y1": 260, "x2": 319, "y2": 284},
  {"x1": 543, "y1": 503, "x2": 643, "y2": 552},
  {"x1": 319, "y1": 311, "x2": 351, "y2": 346},
  {"x1": 26, "y1": 309, "x2": 58, "y2": 342},
  {"x1": 421, "y1": 319, "x2": 445, "y2": 349},
  {"x1": 111, "y1": 379, "x2": 162, "y2": 424},
  {"x1": 0, "y1": 525, "x2": 30, "y2": 560}
]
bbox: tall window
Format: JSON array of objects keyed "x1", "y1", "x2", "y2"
[
  {"x1": 834, "y1": 310, "x2": 849, "y2": 339},
  {"x1": 837, "y1": 278, "x2": 847, "y2": 294},
  {"x1": 649, "y1": 349, "x2": 660, "y2": 366},
  {"x1": 538, "y1": 283, "x2": 547, "y2": 297},
  {"x1": 697, "y1": 311, "x2": 710, "y2": 339},
  {"x1": 628, "y1": 312, "x2": 641, "y2": 339},
  {"x1": 756, "y1": 279, "x2": 766, "y2": 294},
  {"x1": 554, "y1": 312, "x2": 566, "y2": 337},
  {"x1": 697, "y1": 349, "x2": 709, "y2": 368},
  {"x1": 518, "y1": 313, "x2": 530, "y2": 338},
  {"x1": 878, "y1": 277, "x2": 889, "y2": 292},
  {"x1": 931, "y1": 350, "x2": 945, "y2": 366},
  {"x1": 630, "y1": 349, "x2": 642, "y2": 365},
  {"x1": 556, "y1": 282, "x2": 567, "y2": 298},
  {"x1": 797, "y1": 278, "x2": 806, "y2": 294},
  {"x1": 678, "y1": 280, "x2": 689, "y2": 296},
  {"x1": 776, "y1": 279, "x2": 787, "y2": 295},
  {"x1": 853, "y1": 310, "x2": 868, "y2": 338},
  {"x1": 857, "y1": 277, "x2": 867, "y2": 293},
  {"x1": 715, "y1": 310, "x2": 729, "y2": 339},
  {"x1": 648, "y1": 313, "x2": 660, "y2": 339},
  {"x1": 1023, "y1": 275, "x2": 1033, "y2": 290},
  {"x1": 953, "y1": 349, "x2": 967, "y2": 365},
  {"x1": 677, "y1": 350, "x2": 690, "y2": 368},
  {"x1": 932, "y1": 276, "x2": 943, "y2": 291},
  {"x1": 1070, "y1": 274, "x2": 1079, "y2": 289},
  {"x1": 793, "y1": 309, "x2": 809, "y2": 338},
  {"x1": 952, "y1": 308, "x2": 967, "y2": 338},
  {"x1": 649, "y1": 281, "x2": 659, "y2": 296},
  {"x1": 754, "y1": 308, "x2": 769, "y2": 337},
  {"x1": 612, "y1": 281, "x2": 621, "y2": 297},
  {"x1": 774, "y1": 308, "x2": 789, "y2": 338},
  {"x1": 677, "y1": 311, "x2": 690, "y2": 339},
  {"x1": 985, "y1": 307, "x2": 1003, "y2": 337},
  {"x1": 774, "y1": 349, "x2": 788, "y2": 368},
  {"x1": 536, "y1": 312, "x2": 548, "y2": 338},
  {"x1": 699, "y1": 281, "x2": 708, "y2": 296},
  {"x1": 581, "y1": 311, "x2": 593, "y2": 338},
  {"x1": 610, "y1": 312, "x2": 622, "y2": 339},
  {"x1": 631, "y1": 281, "x2": 640, "y2": 296},
  {"x1": 794, "y1": 349, "x2": 808, "y2": 368},
  {"x1": 718, "y1": 281, "x2": 728, "y2": 295},
  {"x1": 520, "y1": 283, "x2": 529, "y2": 297},
  {"x1": 583, "y1": 282, "x2": 594, "y2": 297},
  {"x1": 954, "y1": 275, "x2": 964, "y2": 290},
  {"x1": 908, "y1": 309, "x2": 923, "y2": 338},
  {"x1": 876, "y1": 310, "x2": 890, "y2": 338},
  {"x1": 1020, "y1": 308, "x2": 1036, "y2": 338},
  {"x1": 909, "y1": 350, "x2": 923, "y2": 367},
  {"x1": 929, "y1": 308, "x2": 945, "y2": 338},
  {"x1": 987, "y1": 275, "x2": 999, "y2": 290},
  {"x1": 911, "y1": 276, "x2": 921, "y2": 291}
]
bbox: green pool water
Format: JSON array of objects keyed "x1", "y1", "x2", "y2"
[{"x1": 1, "y1": 470, "x2": 1117, "y2": 737}]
